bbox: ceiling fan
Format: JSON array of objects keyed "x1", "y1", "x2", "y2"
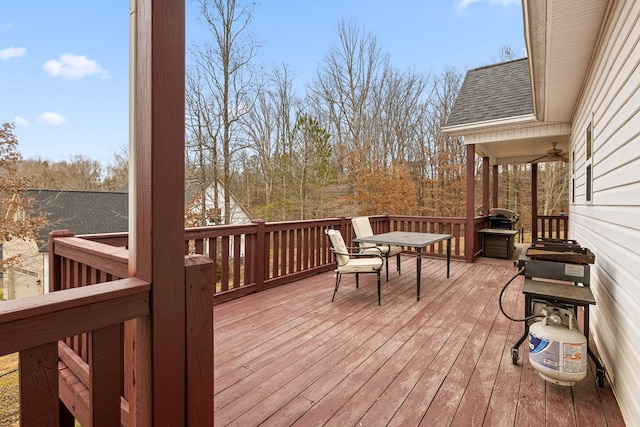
[{"x1": 529, "y1": 142, "x2": 569, "y2": 163}]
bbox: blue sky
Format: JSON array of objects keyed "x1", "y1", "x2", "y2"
[{"x1": 1, "y1": 0, "x2": 523, "y2": 167}]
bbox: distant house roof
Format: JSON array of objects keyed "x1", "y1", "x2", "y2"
[
  {"x1": 25, "y1": 190, "x2": 128, "y2": 250},
  {"x1": 446, "y1": 58, "x2": 534, "y2": 128}
]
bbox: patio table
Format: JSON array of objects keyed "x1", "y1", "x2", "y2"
[{"x1": 353, "y1": 231, "x2": 452, "y2": 301}]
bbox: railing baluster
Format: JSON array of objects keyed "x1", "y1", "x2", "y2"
[
  {"x1": 20, "y1": 342, "x2": 59, "y2": 426},
  {"x1": 89, "y1": 325, "x2": 122, "y2": 426}
]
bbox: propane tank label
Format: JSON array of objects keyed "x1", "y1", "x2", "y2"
[
  {"x1": 563, "y1": 342, "x2": 587, "y2": 373},
  {"x1": 529, "y1": 333, "x2": 560, "y2": 370},
  {"x1": 529, "y1": 331, "x2": 587, "y2": 373}
]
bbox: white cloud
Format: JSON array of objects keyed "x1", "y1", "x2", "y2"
[
  {"x1": 457, "y1": 0, "x2": 480, "y2": 8},
  {"x1": 14, "y1": 116, "x2": 29, "y2": 127},
  {"x1": 37, "y1": 112, "x2": 67, "y2": 126},
  {"x1": 456, "y1": 0, "x2": 519, "y2": 10},
  {"x1": 43, "y1": 53, "x2": 109, "y2": 80},
  {"x1": 0, "y1": 47, "x2": 26, "y2": 60}
]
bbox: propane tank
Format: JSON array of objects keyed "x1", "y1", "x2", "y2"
[{"x1": 528, "y1": 306, "x2": 587, "y2": 386}]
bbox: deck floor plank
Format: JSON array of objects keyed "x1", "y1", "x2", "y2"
[
  {"x1": 450, "y1": 267, "x2": 521, "y2": 426},
  {"x1": 483, "y1": 265, "x2": 526, "y2": 426},
  {"x1": 213, "y1": 255, "x2": 626, "y2": 426}
]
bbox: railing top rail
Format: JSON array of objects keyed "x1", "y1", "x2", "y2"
[
  {"x1": 264, "y1": 218, "x2": 341, "y2": 231},
  {"x1": 388, "y1": 215, "x2": 467, "y2": 224},
  {"x1": 0, "y1": 278, "x2": 150, "y2": 355},
  {"x1": 53, "y1": 236, "x2": 129, "y2": 278},
  {"x1": 185, "y1": 223, "x2": 259, "y2": 239}
]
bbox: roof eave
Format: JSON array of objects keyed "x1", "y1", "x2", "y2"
[
  {"x1": 522, "y1": 0, "x2": 545, "y2": 121},
  {"x1": 442, "y1": 113, "x2": 538, "y2": 137}
]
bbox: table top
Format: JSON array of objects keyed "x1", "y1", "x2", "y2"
[{"x1": 353, "y1": 231, "x2": 452, "y2": 248}]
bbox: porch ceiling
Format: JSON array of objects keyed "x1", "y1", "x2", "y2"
[{"x1": 462, "y1": 121, "x2": 571, "y2": 165}]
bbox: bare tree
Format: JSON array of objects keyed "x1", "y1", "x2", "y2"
[
  {"x1": 375, "y1": 66, "x2": 428, "y2": 167},
  {"x1": 539, "y1": 161, "x2": 569, "y2": 215},
  {"x1": 193, "y1": 0, "x2": 259, "y2": 224},
  {"x1": 489, "y1": 44, "x2": 521, "y2": 64},
  {"x1": 419, "y1": 67, "x2": 466, "y2": 216},
  {"x1": 185, "y1": 66, "x2": 220, "y2": 225},
  {"x1": 103, "y1": 145, "x2": 129, "y2": 191},
  {"x1": 240, "y1": 63, "x2": 299, "y2": 220},
  {"x1": 311, "y1": 20, "x2": 388, "y2": 180}
]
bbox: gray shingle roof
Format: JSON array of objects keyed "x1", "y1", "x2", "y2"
[
  {"x1": 25, "y1": 190, "x2": 128, "y2": 250},
  {"x1": 446, "y1": 58, "x2": 533, "y2": 127}
]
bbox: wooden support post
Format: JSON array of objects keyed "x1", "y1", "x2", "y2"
[
  {"x1": 465, "y1": 144, "x2": 476, "y2": 262},
  {"x1": 492, "y1": 164, "x2": 499, "y2": 209},
  {"x1": 482, "y1": 156, "x2": 489, "y2": 215},
  {"x1": 531, "y1": 163, "x2": 538, "y2": 241},
  {"x1": 131, "y1": 0, "x2": 186, "y2": 425}
]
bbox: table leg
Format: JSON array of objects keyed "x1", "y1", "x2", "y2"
[
  {"x1": 446, "y1": 238, "x2": 451, "y2": 278},
  {"x1": 416, "y1": 247, "x2": 422, "y2": 301}
]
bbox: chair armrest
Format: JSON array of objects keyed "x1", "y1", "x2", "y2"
[{"x1": 330, "y1": 248, "x2": 383, "y2": 258}]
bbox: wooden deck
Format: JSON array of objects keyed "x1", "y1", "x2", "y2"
[{"x1": 214, "y1": 254, "x2": 625, "y2": 426}]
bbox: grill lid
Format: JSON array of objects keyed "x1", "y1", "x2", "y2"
[{"x1": 525, "y1": 244, "x2": 595, "y2": 265}]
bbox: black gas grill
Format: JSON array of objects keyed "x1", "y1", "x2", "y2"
[
  {"x1": 511, "y1": 238, "x2": 606, "y2": 386},
  {"x1": 488, "y1": 207, "x2": 520, "y2": 230}
]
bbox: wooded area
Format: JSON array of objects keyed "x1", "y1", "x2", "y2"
[{"x1": 7, "y1": 0, "x2": 568, "y2": 233}]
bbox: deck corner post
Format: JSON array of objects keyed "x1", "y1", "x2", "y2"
[
  {"x1": 253, "y1": 219, "x2": 266, "y2": 293},
  {"x1": 132, "y1": 0, "x2": 186, "y2": 424},
  {"x1": 338, "y1": 216, "x2": 348, "y2": 239},
  {"x1": 382, "y1": 213, "x2": 392, "y2": 233},
  {"x1": 48, "y1": 230, "x2": 74, "y2": 293},
  {"x1": 184, "y1": 255, "x2": 214, "y2": 427}
]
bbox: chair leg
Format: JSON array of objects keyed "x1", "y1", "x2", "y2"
[
  {"x1": 356, "y1": 273, "x2": 359, "y2": 288},
  {"x1": 385, "y1": 256, "x2": 390, "y2": 281},
  {"x1": 376, "y1": 270, "x2": 381, "y2": 305},
  {"x1": 396, "y1": 253, "x2": 401, "y2": 275},
  {"x1": 332, "y1": 272, "x2": 342, "y2": 302}
]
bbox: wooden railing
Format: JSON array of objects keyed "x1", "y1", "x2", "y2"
[
  {"x1": 0, "y1": 232, "x2": 212, "y2": 426},
  {"x1": 78, "y1": 215, "x2": 468, "y2": 304},
  {"x1": 0, "y1": 214, "x2": 464, "y2": 425},
  {"x1": 48, "y1": 215, "x2": 468, "y2": 307},
  {"x1": 183, "y1": 215, "x2": 467, "y2": 303},
  {"x1": 537, "y1": 215, "x2": 569, "y2": 241},
  {"x1": 0, "y1": 276, "x2": 150, "y2": 425}
]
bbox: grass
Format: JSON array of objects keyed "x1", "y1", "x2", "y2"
[{"x1": 0, "y1": 353, "x2": 19, "y2": 427}]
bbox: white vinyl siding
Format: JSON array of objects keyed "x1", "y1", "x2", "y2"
[{"x1": 570, "y1": 1, "x2": 640, "y2": 424}]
